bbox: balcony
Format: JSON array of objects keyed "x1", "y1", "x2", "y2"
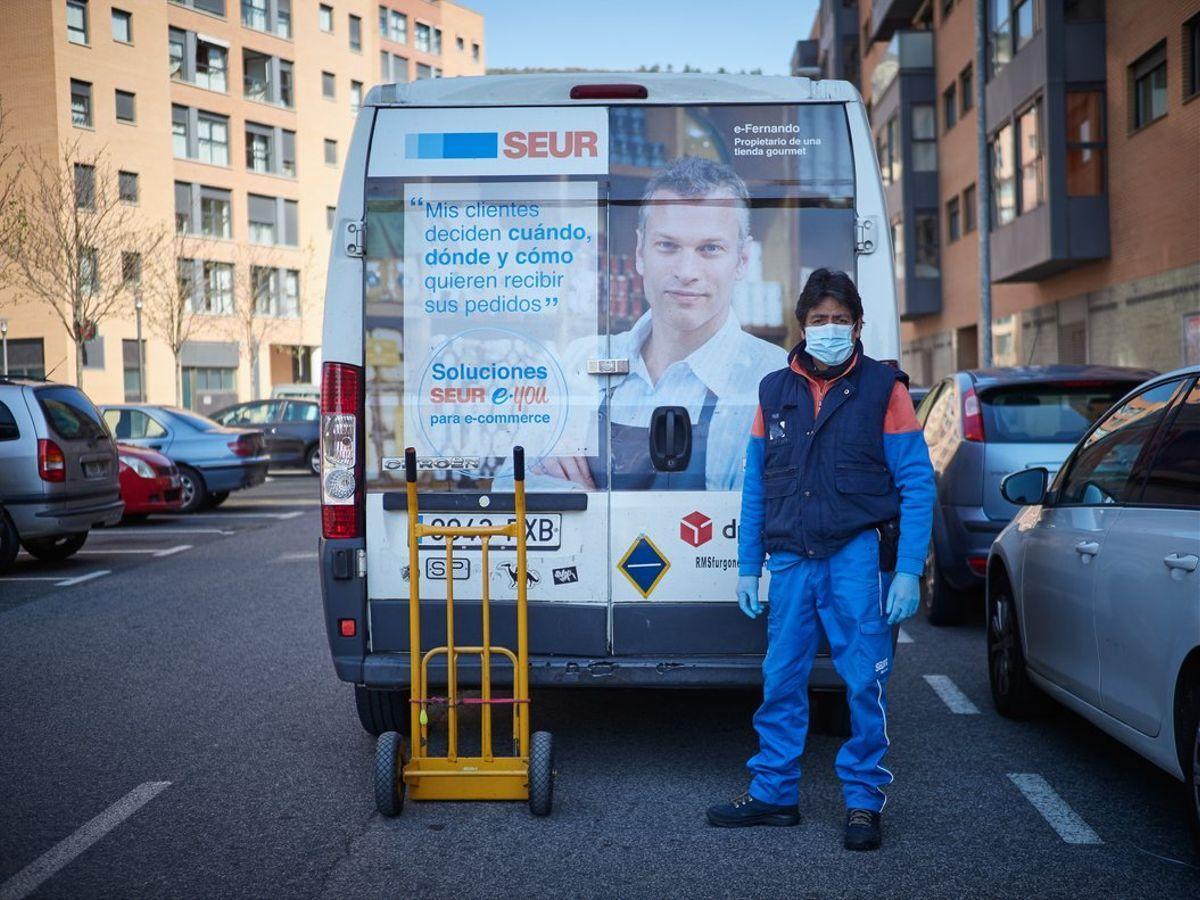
[{"x1": 870, "y1": 0, "x2": 926, "y2": 43}]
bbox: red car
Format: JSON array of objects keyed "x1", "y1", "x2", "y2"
[{"x1": 117, "y1": 443, "x2": 184, "y2": 518}]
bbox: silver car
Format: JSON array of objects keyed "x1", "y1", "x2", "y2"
[
  {"x1": 0, "y1": 378, "x2": 122, "y2": 569},
  {"x1": 916, "y1": 365, "x2": 1155, "y2": 624},
  {"x1": 987, "y1": 366, "x2": 1200, "y2": 852}
]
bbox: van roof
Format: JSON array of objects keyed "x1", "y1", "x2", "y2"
[{"x1": 366, "y1": 73, "x2": 862, "y2": 108}]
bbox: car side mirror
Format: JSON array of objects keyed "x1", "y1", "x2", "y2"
[{"x1": 1001, "y1": 467, "x2": 1048, "y2": 506}]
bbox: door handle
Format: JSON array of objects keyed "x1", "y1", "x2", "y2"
[
  {"x1": 1163, "y1": 553, "x2": 1199, "y2": 573},
  {"x1": 649, "y1": 405, "x2": 692, "y2": 473},
  {"x1": 1074, "y1": 541, "x2": 1100, "y2": 557}
]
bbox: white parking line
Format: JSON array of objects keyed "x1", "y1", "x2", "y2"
[
  {"x1": 0, "y1": 781, "x2": 171, "y2": 900},
  {"x1": 93, "y1": 527, "x2": 236, "y2": 536},
  {"x1": 77, "y1": 546, "x2": 188, "y2": 556},
  {"x1": 149, "y1": 511, "x2": 303, "y2": 520},
  {"x1": 1007, "y1": 773, "x2": 1103, "y2": 845},
  {"x1": 897, "y1": 627, "x2": 914, "y2": 644},
  {"x1": 922, "y1": 674, "x2": 980, "y2": 714},
  {"x1": 0, "y1": 576, "x2": 66, "y2": 583},
  {"x1": 277, "y1": 551, "x2": 318, "y2": 561},
  {"x1": 55, "y1": 571, "x2": 110, "y2": 587}
]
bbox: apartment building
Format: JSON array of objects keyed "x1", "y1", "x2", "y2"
[
  {"x1": 800, "y1": 0, "x2": 1200, "y2": 384},
  {"x1": 0, "y1": 0, "x2": 484, "y2": 412}
]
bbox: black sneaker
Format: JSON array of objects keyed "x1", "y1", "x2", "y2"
[
  {"x1": 843, "y1": 808, "x2": 882, "y2": 850},
  {"x1": 706, "y1": 792, "x2": 800, "y2": 828}
]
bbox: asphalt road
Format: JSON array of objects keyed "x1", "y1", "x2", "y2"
[{"x1": 1, "y1": 478, "x2": 1197, "y2": 898}]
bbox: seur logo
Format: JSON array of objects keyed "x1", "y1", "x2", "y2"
[
  {"x1": 406, "y1": 131, "x2": 599, "y2": 161},
  {"x1": 680, "y1": 511, "x2": 713, "y2": 548}
]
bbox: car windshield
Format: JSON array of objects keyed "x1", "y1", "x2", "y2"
[
  {"x1": 36, "y1": 385, "x2": 109, "y2": 441},
  {"x1": 163, "y1": 407, "x2": 222, "y2": 431},
  {"x1": 980, "y1": 382, "x2": 1138, "y2": 444}
]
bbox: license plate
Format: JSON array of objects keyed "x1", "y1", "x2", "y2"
[
  {"x1": 83, "y1": 460, "x2": 108, "y2": 478},
  {"x1": 417, "y1": 514, "x2": 561, "y2": 551}
]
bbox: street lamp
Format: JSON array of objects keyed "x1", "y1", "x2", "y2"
[
  {"x1": 1, "y1": 319, "x2": 8, "y2": 377},
  {"x1": 134, "y1": 294, "x2": 145, "y2": 402}
]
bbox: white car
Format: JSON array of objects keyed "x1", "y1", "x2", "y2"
[{"x1": 986, "y1": 366, "x2": 1200, "y2": 852}]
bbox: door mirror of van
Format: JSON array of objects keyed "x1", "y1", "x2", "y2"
[
  {"x1": 1001, "y1": 467, "x2": 1048, "y2": 506},
  {"x1": 649, "y1": 405, "x2": 692, "y2": 473}
]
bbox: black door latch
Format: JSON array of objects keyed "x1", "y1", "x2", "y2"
[{"x1": 649, "y1": 405, "x2": 692, "y2": 473}]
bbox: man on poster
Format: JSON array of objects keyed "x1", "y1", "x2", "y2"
[{"x1": 538, "y1": 155, "x2": 787, "y2": 490}]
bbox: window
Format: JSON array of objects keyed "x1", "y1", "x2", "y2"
[
  {"x1": 248, "y1": 195, "x2": 298, "y2": 246},
  {"x1": 245, "y1": 123, "x2": 296, "y2": 176},
  {"x1": 5, "y1": 339, "x2": 46, "y2": 378},
  {"x1": 1130, "y1": 42, "x2": 1168, "y2": 130},
  {"x1": 990, "y1": 122, "x2": 1015, "y2": 226},
  {"x1": 1057, "y1": 380, "x2": 1181, "y2": 505},
  {"x1": 456, "y1": 36, "x2": 464, "y2": 51},
  {"x1": 432, "y1": 27, "x2": 442, "y2": 55},
  {"x1": 243, "y1": 50, "x2": 293, "y2": 106},
  {"x1": 350, "y1": 79, "x2": 363, "y2": 113},
  {"x1": 472, "y1": 41, "x2": 480, "y2": 61},
  {"x1": 81, "y1": 335, "x2": 104, "y2": 369},
  {"x1": 121, "y1": 251, "x2": 141, "y2": 285},
  {"x1": 241, "y1": 0, "x2": 291, "y2": 38},
  {"x1": 348, "y1": 13, "x2": 361, "y2": 50},
  {"x1": 960, "y1": 64, "x2": 973, "y2": 113},
  {"x1": 1017, "y1": 101, "x2": 1043, "y2": 213},
  {"x1": 946, "y1": 196, "x2": 961, "y2": 242},
  {"x1": 74, "y1": 163, "x2": 95, "y2": 210},
  {"x1": 197, "y1": 111, "x2": 230, "y2": 165},
  {"x1": 118, "y1": 170, "x2": 138, "y2": 204},
  {"x1": 111, "y1": 8, "x2": 132, "y2": 43},
  {"x1": 415, "y1": 22, "x2": 431, "y2": 52},
  {"x1": 70, "y1": 79, "x2": 92, "y2": 127},
  {"x1": 416, "y1": 63, "x2": 433, "y2": 80},
  {"x1": 105, "y1": 407, "x2": 164, "y2": 440},
  {"x1": 67, "y1": 0, "x2": 88, "y2": 44},
  {"x1": 322, "y1": 71, "x2": 336, "y2": 99},
  {"x1": 380, "y1": 7, "x2": 406, "y2": 42},
  {"x1": 175, "y1": 182, "x2": 193, "y2": 233},
  {"x1": 0, "y1": 402, "x2": 18, "y2": 442},
  {"x1": 1065, "y1": 0, "x2": 1105, "y2": 21},
  {"x1": 318, "y1": 3, "x2": 333, "y2": 32},
  {"x1": 181, "y1": 367, "x2": 235, "y2": 409},
  {"x1": 251, "y1": 266, "x2": 300, "y2": 316},
  {"x1": 1187, "y1": 14, "x2": 1200, "y2": 99},
  {"x1": 79, "y1": 247, "x2": 99, "y2": 294},
  {"x1": 324, "y1": 139, "x2": 338, "y2": 165},
  {"x1": 326, "y1": 205, "x2": 336, "y2": 230},
  {"x1": 989, "y1": 0, "x2": 1012, "y2": 75},
  {"x1": 283, "y1": 400, "x2": 318, "y2": 422},
  {"x1": 982, "y1": 382, "x2": 1138, "y2": 444},
  {"x1": 963, "y1": 184, "x2": 977, "y2": 233},
  {"x1": 122, "y1": 340, "x2": 145, "y2": 402},
  {"x1": 943, "y1": 83, "x2": 957, "y2": 131},
  {"x1": 914, "y1": 210, "x2": 939, "y2": 278},
  {"x1": 1066, "y1": 91, "x2": 1106, "y2": 196},
  {"x1": 1139, "y1": 383, "x2": 1200, "y2": 507},
  {"x1": 200, "y1": 187, "x2": 232, "y2": 238},
  {"x1": 170, "y1": 30, "x2": 228, "y2": 92},
  {"x1": 911, "y1": 103, "x2": 937, "y2": 171},
  {"x1": 172, "y1": 105, "x2": 189, "y2": 158},
  {"x1": 194, "y1": 261, "x2": 234, "y2": 314},
  {"x1": 171, "y1": 0, "x2": 227, "y2": 15},
  {"x1": 115, "y1": 89, "x2": 136, "y2": 123},
  {"x1": 381, "y1": 51, "x2": 407, "y2": 81},
  {"x1": 1013, "y1": 0, "x2": 1036, "y2": 52}
]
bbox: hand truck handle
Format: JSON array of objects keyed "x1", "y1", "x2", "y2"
[
  {"x1": 405, "y1": 446, "x2": 417, "y2": 483},
  {"x1": 513, "y1": 445, "x2": 525, "y2": 483}
]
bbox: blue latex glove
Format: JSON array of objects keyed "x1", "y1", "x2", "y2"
[
  {"x1": 736, "y1": 575, "x2": 763, "y2": 619},
  {"x1": 885, "y1": 572, "x2": 921, "y2": 625}
]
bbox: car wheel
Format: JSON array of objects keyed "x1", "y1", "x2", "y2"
[
  {"x1": 204, "y1": 491, "x2": 230, "y2": 509},
  {"x1": 1178, "y1": 678, "x2": 1200, "y2": 858},
  {"x1": 21, "y1": 531, "x2": 88, "y2": 562},
  {"x1": 528, "y1": 731, "x2": 555, "y2": 817},
  {"x1": 987, "y1": 571, "x2": 1042, "y2": 719},
  {"x1": 922, "y1": 544, "x2": 965, "y2": 626},
  {"x1": 0, "y1": 508, "x2": 20, "y2": 572},
  {"x1": 177, "y1": 465, "x2": 208, "y2": 514},
  {"x1": 355, "y1": 685, "x2": 408, "y2": 736},
  {"x1": 306, "y1": 444, "x2": 320, "y2": 476}
]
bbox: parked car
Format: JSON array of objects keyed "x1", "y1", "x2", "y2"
[
  {"x1": 915, "y1": 365, "x2": 1156, "y2": 624},
  {"x1": 116, "y1": 443, "x2": 184, "y2": 518},
  {"x1": 271, "y1": 382, "x2": 319, "y2": 402},
  {"x1": 210, "y1": 399, "x2": 320, "y2": 474},
  {"x1": 987, "y1": 365, "x2": 1200, "y2": 852},
  {"x1": 0, "y1": 377, "x2": 123, "y2": 569},
  {"x1": 99, "y1": 405, "x2": 269, "y2": 513}
]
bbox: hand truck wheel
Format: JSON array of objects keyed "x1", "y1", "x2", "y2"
[
  {"x1": 374, "y1": 731, "x2": 406, "y2": 817},
  {"x1": 528, "y1": 731, "x2": 555, "y2": 817}
]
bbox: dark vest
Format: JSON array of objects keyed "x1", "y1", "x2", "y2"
[{"x1": 758, "y1": 352, "x2": 901, "y2": 560}]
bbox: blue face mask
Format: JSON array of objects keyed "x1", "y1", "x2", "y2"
[{"x1": 805, "y1": 323, "x2": 855, "y2": 366}]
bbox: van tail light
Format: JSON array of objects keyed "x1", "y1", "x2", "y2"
[
  {"x1": 38, "y1": 439, "x2": 66, "y2": 482},
  {"x1": 967, "y1": 555, "x2": 989, "y2": 576},
  {"x1": 570, "y1": 83, "x2": 648, "y2": 100},
  {"x1": 321, "y1": 361, "x2": 363, "y2": 540},
  {"x1": 961, "y1": 387, "x2": 985, "y2": 442}
]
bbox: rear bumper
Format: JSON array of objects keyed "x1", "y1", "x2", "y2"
[
  {"x1": 359, "y1": 651, "x2": 843, "y2": 690},
  {"x1": 199, "y1": 460, "x2": 269, "y2": 492},
  {"x1": 939, "y1": 504, "x2": 1009, "y2": 588},
  {"x1": 7, "y1": 492, "x2": 124, "y2": 538}
]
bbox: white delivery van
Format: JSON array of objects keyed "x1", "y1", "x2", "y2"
[{"x1": 318, "y1": 74, "x2": 899, "y2": 735}]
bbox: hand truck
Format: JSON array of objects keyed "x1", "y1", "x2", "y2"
[{"x1": 374, "y1": 445, "x2": 556, "y2": 817}]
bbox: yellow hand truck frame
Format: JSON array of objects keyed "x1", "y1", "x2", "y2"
[{"x1": 374, "y1": 445, "x2": 555, "y2": 817}]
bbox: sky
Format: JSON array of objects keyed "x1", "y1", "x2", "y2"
[{"x1": 464, "y1": 0, "x2": 822, "y2": 77}]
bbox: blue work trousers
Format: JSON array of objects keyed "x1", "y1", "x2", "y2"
[{"x1": 747, "y1": 530, "x2": 895, "y2": 811}]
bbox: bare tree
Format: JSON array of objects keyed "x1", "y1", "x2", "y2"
[
  {"x1": 0, "y1": 139, "x2": 165, "y2": 386},
  {"x1": 141, "y1": 229, "x2": 207, "y2": 405},
  {"x1": 0, "y1": 96, "x2": 24, "y2": 289}
]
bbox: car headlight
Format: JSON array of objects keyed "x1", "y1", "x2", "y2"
[{"x1": 119, "y1": 454, "x2": 156, "y2": 479}]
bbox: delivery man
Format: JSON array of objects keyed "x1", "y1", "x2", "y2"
[
  {"x1": 706, "y1": 268, "x2": 935, "y2": 851},
  {"x1": 536, "y1": 156, "x2": 786, "y2": 490}
]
